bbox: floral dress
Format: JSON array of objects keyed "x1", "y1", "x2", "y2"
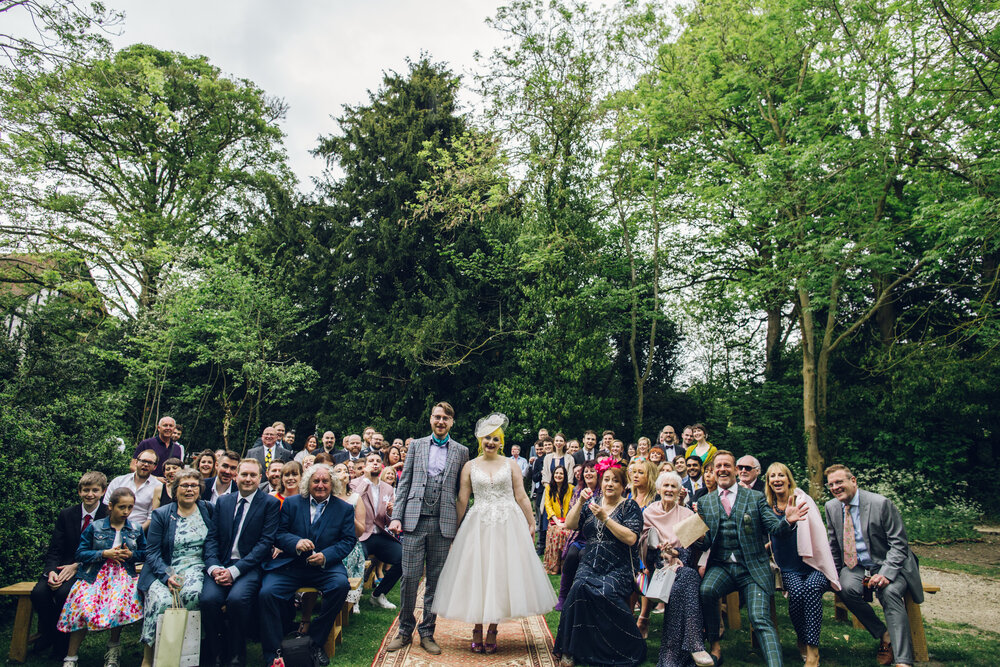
[
  {"x1": 343, "y1": 493, "x2": 367, "y2": 604},
  {"x1": 141, "y1": 511, "x2": 208, "y2": 645},
  {"x1": 58, "y1": 530, "x2": 143, "y2": 632}
]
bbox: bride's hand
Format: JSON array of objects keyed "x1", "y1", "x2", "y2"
[{"x1": 528, "y1": 522, "x2": 536, "y2": 539}]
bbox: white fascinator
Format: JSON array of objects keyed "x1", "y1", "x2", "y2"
[{"x1": 474, "y1": 412, "x2": 509, "y2": 439}]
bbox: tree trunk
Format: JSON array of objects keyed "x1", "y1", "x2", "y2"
[
  {"x1": 798, "y1": 285, "x2": 825, "y2": 498},
  {"x1": 874, "y1": 274, "x2": 897, "y2": 345},
  {"x1": 764, "y1": 304, "x2": 783, "y2": 379}
]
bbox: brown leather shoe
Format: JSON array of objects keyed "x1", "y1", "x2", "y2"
[
  {"x1": 386, "y1": 634, "x2": 411, "y2": 652},
  {"x1": 876, "y1": 640, "x2": 893, "y2": 666},
  {"x1": 420, "y1": 637, "x2": 443, "y2": 655}
]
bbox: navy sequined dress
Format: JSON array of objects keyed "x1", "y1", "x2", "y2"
[{"x1": 554, "y1": 498, "x2": 646, "y2": 666}]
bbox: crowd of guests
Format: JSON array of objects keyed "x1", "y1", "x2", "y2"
[
  {"x1": 516, "y1": 425, "x2": 923, "y2": 667},
  {"x1": 30, "y1": 415, "x2": 923, "y2": 667}
]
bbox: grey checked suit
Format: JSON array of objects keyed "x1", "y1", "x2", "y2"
[
  {"x1": 391, "y1": 433, "x2": 469, "y2": 639},
  {"x1": 825, "y1": 489, "x2": 923, "y2": 665}
]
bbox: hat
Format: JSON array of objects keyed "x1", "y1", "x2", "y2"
[{"x1": 475, "y1": 413, "x2": 509, "y2": 439}]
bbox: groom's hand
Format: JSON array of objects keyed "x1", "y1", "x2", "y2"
[{"x1": 388, "y1": 519, "x2": 402, "y2": 535}]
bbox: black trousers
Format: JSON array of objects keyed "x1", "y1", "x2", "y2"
[
  {"x1": 30, "y1": 577, "x2": 74, "y2": 656},
  {"x1": 362, "y1": 533, "x2": 402, "y2": 597}
]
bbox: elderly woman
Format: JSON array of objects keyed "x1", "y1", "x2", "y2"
[
  {"x1": 138, "y1": 469, "x2": 213, "y2": 667},
  {"x1": 555, "y1": 459, "x2": 598, "y2": 610},
  {"x1": 554, "y1": 461, "x2": 646, "y2": 667},
  {"x1": 765, "y1": 463, "x2": 840, "y2": 667},
  {"x1": 639, "y1": 472, "x2": 714, "y2": 666}
]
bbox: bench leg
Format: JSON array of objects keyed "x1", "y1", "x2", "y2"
[
  {"x1": 905, "y1": 592, "x2": 929, "y2": 663},
  {"x1": 725, "y1": 591, "x2": 742, "y2": 630},
  {"x1": 9, "y1": 596, "x2": 33, "y2": 663},
  {"x1": 299, "y1": 591, "x2": 318, "y2": 634}
]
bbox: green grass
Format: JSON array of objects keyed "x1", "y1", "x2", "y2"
[
  {"x1": 6, "y1": 575, "x2": 1000, "y2": 666},
  {"x1": 920, "y1": 557, "x2": 1000, "y2": 579}
]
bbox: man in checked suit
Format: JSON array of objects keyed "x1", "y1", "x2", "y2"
[
  {"x1": 696, "y1": 450, "x2": 807, "y2": 666},
  {"x1": 200, "y1": 458, "x2": 280, "y2": 667},
  {"x1": 825, "y1": 464, "x2": 923, "y2": 667},
  {"x1": 259, "y1": 463, "x2": 356, "y2": 667},
  {"x1": 386, "y1": 401, "x2": 469, "y2": 655}
]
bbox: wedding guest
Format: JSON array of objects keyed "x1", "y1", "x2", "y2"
[
  {"x1": 262, "y1": 460, "x2": 285, "y2": 494},
  {"x1": 104, "y1": 450, "x2": 162, "y2": 530},
  {"x1": 555, "y1": 460, "x2": 598, "y2": 611},
  {"x1": 738, "y1": 455, "x2": 765, "y2": 492},
  {"x1": 766, "y1": 463, "x2": 840, "y2": 667},
  {"x1": 156, "y1": 457, "x2": 183, "y2": 507},
  {"x1": 636, "y1": 437, "x2": 652, "y2": 459},
  {"x1": 543, "y1": 465, "x2": 574, "y2": 574},
  {"x1": 554, "y1": 461, "x2": 646, "y2": 667},
  {"x1": 639, "y1": 472, "x2": 714, "y2": 666},
  {"x1": 648, "y1": 446, "x2": 667, "y2": 472},
  {"x1": 294, "y1": 434, "x2": 320, "y2": 464},
  {"x1": 825, "y1": 464, "x2": 924, "y2": 667},
  {"x1": 138, "y1": 469, "x2": 213, "y2": 667},
  {"x1": 273, "y1": 461, "x2": 303, "y2": 507},
  {"x1": 195, "y1": 450, "x2": 217, "y2": 479},
  {"x1": 627, "y1": 458, "x2": 659, "y2": 511},
  {"x1": 32, "y1": 472, "x2": 109, "y2": 660},
  {"x1": 57, "y1": 487, "x2": 144, "y2": 667},
  {"x1": 380, "y1": 466, "x2": 398, "y2": 487},
  {"x1": 684, "y1": 424, "x2": 716, "y2": 466},
  {"x1": 334, "y1": 462, "x2": 369, "y2": 614}
]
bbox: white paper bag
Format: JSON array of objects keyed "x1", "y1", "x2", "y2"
[
  {"x1": 645, "y1": 566, "x2": 677, "y2": 604},
  {"x1": 154, "y1": 609, "x2": 201, "y2": 667}
]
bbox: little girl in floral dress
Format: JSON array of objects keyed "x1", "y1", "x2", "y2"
[{"x1": 57, "y1": 487, "x2": 146, "y2": 667}]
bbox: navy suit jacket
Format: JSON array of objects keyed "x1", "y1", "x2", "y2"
[
  {"x1": 204, "y1": 491, "x2": 280, "y2": 575},
  {"x1": 203, "y1": 477, "x2": 237, "y2": 502},
  {"x1": 264, "y1": 494, "x2": 356, "y2": 573},
  {"x1": 43, "y1": 504, "x2": 108, "y2": 575}
]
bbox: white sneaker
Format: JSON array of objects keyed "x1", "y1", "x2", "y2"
[
  {"x1": 371, "y1": 593, "x2": 397, "y2": 609},
  {"x1": 104, "y1": 644, "x2": 121, "y2": 667},
  {"x1": 352, "y1": 602, "x2": 361, "y2": 614},
  {"x1": 62, "y1": 660, "x2": 78, "y2": 667}
]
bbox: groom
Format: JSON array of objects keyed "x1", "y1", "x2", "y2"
[{"x1": 386, "y1": 401, "x2": 469, "y2": 654}]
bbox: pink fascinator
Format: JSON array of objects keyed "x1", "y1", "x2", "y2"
[{"x1": 594, "y1": 457, "x2": 621, "y2": 475}]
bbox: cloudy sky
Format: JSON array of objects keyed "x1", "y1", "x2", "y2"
[{"x1": 106, "y1": 0, "x2": 511, "y2": 192}]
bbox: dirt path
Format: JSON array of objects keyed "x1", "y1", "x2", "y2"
[{"x1": 916, "y1": 567, "x2": 1000, "y2": 634}]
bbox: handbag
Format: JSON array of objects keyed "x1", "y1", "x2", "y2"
[
  {"x1": 645, "y1": 565, "x2": 677, "y2": 604},
  {"x1": 275, "y1": 633, "x2": 316, "y2": 667},
  {"x1": 153, "y1": 588, "x2": 201, "y2": 667}
]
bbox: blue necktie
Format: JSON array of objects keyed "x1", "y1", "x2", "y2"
[
  {"x1": 230, "y1": 498, "x2": 247, "y2": 557},
  {"x1": 311, "y1": 499, "x2": 327, "y2": 525}
]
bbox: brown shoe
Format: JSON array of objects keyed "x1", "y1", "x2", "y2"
[
  {"x1": 420, "y1": 637, "x2": 443, "y2": 655},
  {"x1": 386, "y1": 634, "x2": 411, "y2": 652},
  {"x1": 876, "y1": 640, "x2": 893, "y2": 666}
]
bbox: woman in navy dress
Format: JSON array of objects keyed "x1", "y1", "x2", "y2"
[{"x1": 554, "y1": 460, "x2": 646, "y2": 667}]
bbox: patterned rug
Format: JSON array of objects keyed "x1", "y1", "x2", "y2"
[{"x1": 371, "y1": 582, "x2": 557, "y2": 667}]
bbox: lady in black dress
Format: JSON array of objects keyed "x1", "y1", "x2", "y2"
[{"x1": 554, "y1": 460, "x2": 646, "y2": 667}]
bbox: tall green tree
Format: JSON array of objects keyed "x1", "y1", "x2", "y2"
[{"x1": 0, "y1": 43, "x2": 291, "y2": 315}]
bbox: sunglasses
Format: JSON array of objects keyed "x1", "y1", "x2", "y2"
[{"x1": 736, "y1": 465, "x2": 755, "y2": 471}]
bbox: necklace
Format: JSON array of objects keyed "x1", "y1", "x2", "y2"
[{"x1": 594, "y1": 497, "x2": 625, "y2": 541}]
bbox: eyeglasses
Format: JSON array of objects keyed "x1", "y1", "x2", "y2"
[
  {"x1": 736, "y1": 465, "x2": 755, "y2": 471},
  {"x1": 137, "y1": 459, "x2": 157, "y2": 466},
  {"x1": 177, "y1": 483, "x2": 200, "y2": 490},
  {"x1": 826, "y1": 482, "x2": 847, "y2": 490}
]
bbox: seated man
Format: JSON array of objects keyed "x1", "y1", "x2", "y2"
[
  {"x1": 201, "y1": 459, "x2": 280, "y2": 667},
  {"x1": 204, "y1": 450, "x2": 240, "y2": 504},
  {"x1": 737, "y1": 455, "x2": 765, "y2": 492},
  {"x1": 30, "y1": 471, "x2": 108, "y2": 659},
  {"x1": 259, "y1": 463, "x2": 356, "y2": 667},
  {"x1": 350, "y1": 453, "x2": 402, "y2": 609},
  {"x1": 825, "y1": 464, "x2": 923, "y2": 667},
  {"x1": 104, "y1": 449, "x2": 162, "y2": 529},
  {"x1": 697, "y1": 450, "x2": 806, "y2": 666}
]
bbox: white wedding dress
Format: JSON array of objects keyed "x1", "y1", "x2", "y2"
[{"x1": 431, "y1": 458, "x2": 557, "y2": 624}]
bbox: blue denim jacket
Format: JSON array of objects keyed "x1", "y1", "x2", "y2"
[{"x1": 75, "y1": 517, "x2": 146, "y2": 583}]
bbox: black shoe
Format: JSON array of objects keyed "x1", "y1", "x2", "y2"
[{"x1": 311, "y1": 643, "x2": 330, "y2": 667}]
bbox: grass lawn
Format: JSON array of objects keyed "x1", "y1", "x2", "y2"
[{"x1": 4, "y1": 575, "x2": 999, "y2": 666}]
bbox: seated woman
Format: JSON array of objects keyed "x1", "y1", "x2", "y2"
[
  {"x1": 294, "y1": 434, "x2": 319, "y2": 463},
  {"x1": 138, "y1": 469, "x2": 213, "y2": 667},
  {"x1": 272, "y1": 460, "x2": 302, "y2": 506},
  {"x1": 331, "y1": 462, "x2": 367, "y2": 614},
  {"x1": 640, "y1": 472, "x2": 714, "y2": 667},
  {"x1": 554, "y1": 460, "x2": 646, "y2": 667},
  {"x1": 556, "y1": 459, "x2": 598, "y2": 610},
  {"x1": 57, "y1": 488, "x2": 145, "y2": 667},
  {"x1": 765, "y1": 463, "x2": 840, "y2": 667},
  {"x1": 543, "y1": 465, "x2": 574, "y2": 574},
  {"x1": 155, "y1": 457, "x2": 183, "y2": 508}
]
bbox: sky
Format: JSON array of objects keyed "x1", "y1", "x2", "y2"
[{"x1": 105, "y1": 0, "x2": 511, "y2": 192}]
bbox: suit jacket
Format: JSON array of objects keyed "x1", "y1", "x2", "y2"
[
  {"x1": 139, "y1": 500, "x2": 214, "y2": 591},
  {"x1": 265, "y1": 494, "x2": 357, "y2": 572},
  {"x1": 204, "y1": 490, "x2": 280, "y2": 575},
  {"x1": 682, "y1": 476, "x2": 704, "y2": 506},
  {"x1": 349, "y1": 477, "x2": 397, "y2": 542},
  {"x1": 824, "y1": 489, "x2": 923, "y2": 602},
  {"x1": 203, "y1": 477, "x2": 238, "y2": 502},
  {"x1": 697, "y1": 485, "x2": 794, "y2": 593},
  {"x1": 391, "y1": 434, "x2": 469, "y2": 538},
  {"x1": 659, "y1": 444, "x2": 686, "y2": 463},
  {"x1": 42, "y1": 504, "x2": 108, "y2": 575},
  {"x1": 572, "y1": 449, "x2": 600, "y2": 466},
  {"x1": 333, "y1": 450, "x2": 364, "y2": 465},
  {"x1": 740, "y1": 479, "x2": 766, "y2": 493},
  {"x1": 246, "y1": 445, "x2": 293, "y2": 469}
]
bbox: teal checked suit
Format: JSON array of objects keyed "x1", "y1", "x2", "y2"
[{"x1": 697, "y1": 484, "x2": 795, "y2": 667}]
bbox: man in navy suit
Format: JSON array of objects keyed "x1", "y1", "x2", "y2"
[
  {"x1": 203, "y1": 450, "x2": 240, "y2": 504},
  {"x1": 30, "y1": 471, "x2": 109, "y2": 659},
  {"x1": 259, "y1": 463, "x2": 356, "y2": 667},
  {"x1": 200, "y1": 459, "x2": 280, "y2": 667}
]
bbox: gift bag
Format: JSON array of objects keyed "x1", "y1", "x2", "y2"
[
  {"x1": 645, "y1": 565, "x2": 677, "y2": 604},
  {"x1": 153, "y1": 588, "x2": 201, "y2": 667}
]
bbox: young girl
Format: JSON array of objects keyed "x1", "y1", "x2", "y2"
[{"x1": 58, "y1": 488, "x2": 145, "y2": 667}]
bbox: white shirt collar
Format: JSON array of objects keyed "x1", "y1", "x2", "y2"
[
  {"x1": 238, "y1": 489, "x2": 257, "y2": 504},
  {"x1": 719, "y1": 484, "x2": 738, "y2": 498}
]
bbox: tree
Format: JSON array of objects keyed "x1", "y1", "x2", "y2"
[
  {"x1": 0, "y1": 43, "x2": 291, "y2": 316},
  {"x1": 0, "y1": 0, "x2": 121, "y2": 66}
]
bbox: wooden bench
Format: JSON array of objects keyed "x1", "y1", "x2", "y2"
[
  {"x1": 833, "y1": 584, "x2": 940, "y2": 662},
  {"x1": 0, "y1": 582, "x2": 37, "y2": 663},
  {"x1": 297, "y1": 577, "x2": 362, "y2": 658}
]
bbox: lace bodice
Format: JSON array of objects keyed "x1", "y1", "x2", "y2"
[{"x1": 469, "y1": 459, "x2": 518, "y2": 526}]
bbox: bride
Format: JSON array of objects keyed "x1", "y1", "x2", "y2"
[{"x1": 432, "y1": 413, "x2": 556, "y2": 653}]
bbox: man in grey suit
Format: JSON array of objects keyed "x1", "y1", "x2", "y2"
[
  {"x1": 246, "y1": 426, "x2": 293, "y2": 471},
  {"x1": 386, "y1": 401, "x2": 469, "y2": 655},
  {"x1": 825, "y1": 464, "x2": 923, "y2": 667}
]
